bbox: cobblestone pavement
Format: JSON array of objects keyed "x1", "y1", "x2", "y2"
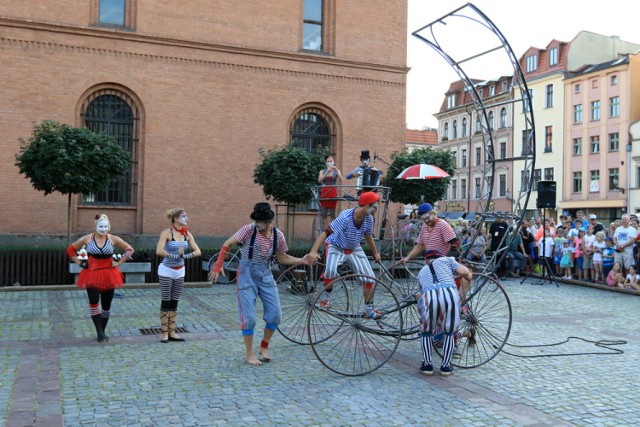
[{"x1": 0, "y1": 277, "x2": 638, "y2": 427}]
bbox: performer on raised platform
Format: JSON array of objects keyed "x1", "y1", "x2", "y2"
[
  {"x1": 318, "y1": 154, "x2": 344, "y2": 230},
  {"x1": 346, "y1": 150, "x2": 382, "y2": 194}
]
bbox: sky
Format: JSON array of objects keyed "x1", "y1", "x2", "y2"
[{"x1": 406, "y1": 0, "x2": 640, "y2": 130}]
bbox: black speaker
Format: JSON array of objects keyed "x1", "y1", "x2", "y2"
[{"x1": 537, "y1": 180, "x2": 556, "y2": 209}]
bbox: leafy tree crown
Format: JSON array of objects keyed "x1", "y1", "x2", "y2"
[
  {"x1": 15, "y1": 120, "x2": 131, "y2": 196},
  {"x1": 253, "y1": 145, "x2": 328, "y2": 205}
]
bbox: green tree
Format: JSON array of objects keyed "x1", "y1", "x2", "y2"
[
  {"x1": 253, "y1": 144, "x2": 327, "y2": 205},
  {"x1": 15, "y1": 120, "x2": 131, "y2": 244},
  {"x1": 253, "y1": 144, "x2": 327, "y2": 240},
  {"x1": 380, "y1": 147, "x2": 455, "y2": 205}
]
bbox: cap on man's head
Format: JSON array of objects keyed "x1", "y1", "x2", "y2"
[
  {"x1": 358, "y1": 191, "x2": 380, "y2": 206},
  {"x1": 360, "y1": 150, "x2": 370, "y2": 160},
  {"x1": 417, "y1": 203, "x2": 433, "y2": 215},
  {"x1": 589, "y1": 214, "x2": 597, "y2": 219},
  {"x1": 424, "y1": 249, "x2": 442, "y2": 260}
]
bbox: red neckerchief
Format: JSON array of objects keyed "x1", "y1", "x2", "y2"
[{"x1": 173, "y1": 225, "x2": 188, "y2": 239}]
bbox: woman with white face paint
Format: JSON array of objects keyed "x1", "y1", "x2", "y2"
[
  {"x1": 209, "y1": 202, "x2": 311, "y2": 366},
  {"x1": 155, "y1": 208, "x2": 202, "y2": 343},
  {"x1": 318, "y1": 154, "x2": 344, "y2": 230},
  {"x1": 66, "y1": 214, "x2": 134, "y2": 342}
]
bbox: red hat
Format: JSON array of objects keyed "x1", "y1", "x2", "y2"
[{"x1": 358, "y1": 191, "x2": 380, "y2": 206}]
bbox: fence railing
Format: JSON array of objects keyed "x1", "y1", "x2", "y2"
[{"x1": 0, "y1": 251, "x2": 210, "y2": 286}]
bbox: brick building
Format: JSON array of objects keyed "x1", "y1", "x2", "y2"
[{"x1": 0, "y1": 0, "x2": 408, "y2": 239}]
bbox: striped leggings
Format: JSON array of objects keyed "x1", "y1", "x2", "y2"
[
  {"x1": 158, "y1": 264, "x2": 185, "y2": 311},
  {"x1": 418, "y1": 286, "x2": 460, "y2": 368}
]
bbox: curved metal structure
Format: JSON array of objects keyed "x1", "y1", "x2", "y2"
[{"x1": 412, "y1": 3, "x2": 536, "y2": 274}]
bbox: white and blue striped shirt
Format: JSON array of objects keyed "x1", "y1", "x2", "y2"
[{"x1": 326, "y1": 208, "x2": 374, "y2": 250}]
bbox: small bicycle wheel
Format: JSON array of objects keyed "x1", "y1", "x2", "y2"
[
  {"x1": 436, "y1": 273, "x2": 512, "y2": 369},
  {"x1": 378, "y1": 261, "x2": 424, "y2": 340},
  {"x1": 308, "y1": 274, "x2": 403, "y2": 376},
  {"x1": 208, "y1": 252, "x2": 240, "y2": 284},
  {"x1": 276, "y1": 263, "x2": 326, "y2": 345}
]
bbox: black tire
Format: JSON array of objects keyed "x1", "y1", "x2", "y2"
[
  {"x1": 308, "y1": 274, "x2": 402, "y2": 376},
  {"x1": 434, "y1": 273, "x2": 512, "y2": 369}
]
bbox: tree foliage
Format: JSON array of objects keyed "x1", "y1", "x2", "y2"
[
  {"x1": 253, "y1": 144, "x2": 328, "y2": 205},
  {"x1": 15, "y1": 120, "x2": 131, "y2": 196},
  {"x1": 380, "y1": 147, "x2": 456, "y2": 205}
]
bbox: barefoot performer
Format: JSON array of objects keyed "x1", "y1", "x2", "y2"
[{"x1": 209, "y1": 202, "x2": 311, "y2": 365}]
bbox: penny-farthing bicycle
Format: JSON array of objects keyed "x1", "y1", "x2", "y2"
[{"x1": 277, "y1": 3, "x2": 536, "y2": 376}]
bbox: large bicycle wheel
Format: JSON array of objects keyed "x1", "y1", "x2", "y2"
[
  {"x1": 378, "y1": 261, "x2": 424, "y2": 340},
  {"x1": 308, "y1": 274, "x2": 402, "y2": 376},
  {"x1": 207, "y1": 251, "x2": 240, "y2": 284},
  {"x1": 435, "y1": 273, "x2": 512, "y2": 368},
  {"x1": 276, "y1": 263, "x2": 325, "y2": 345}
]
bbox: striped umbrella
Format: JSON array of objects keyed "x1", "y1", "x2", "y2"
[{"x1": 396, "y1": 164, "x2": 450, "y2": 180}]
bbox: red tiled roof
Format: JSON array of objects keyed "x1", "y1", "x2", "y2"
[{"x1": 405, "y1": 129, "x2": 438, "y2": 145}]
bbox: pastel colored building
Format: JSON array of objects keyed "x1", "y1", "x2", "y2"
[
  {"x1": 434, "y1": 76, "x2": 514, "y2": 218},
  {"x1": 563, "y1": 52, "x2": 640, "y2": 220},
  {"x1": 513, "y1": 31, "x2": 640, "y2": 222}
]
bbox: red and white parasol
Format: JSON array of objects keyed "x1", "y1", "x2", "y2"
[{"x1": 396, "y1": 164, "x2": 450, "y2": 180}]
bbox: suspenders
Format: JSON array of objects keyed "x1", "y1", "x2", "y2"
[
  {"x1": 428, "y1": 263, "x2": 440, "y2": 285},
  {"x1": 248, "y1": 225, "x2": 279, "y2": 261}
]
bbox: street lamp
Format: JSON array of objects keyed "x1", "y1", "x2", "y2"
[{"x1": 612, "y1": 176, "x2": 625, "y2": 194}]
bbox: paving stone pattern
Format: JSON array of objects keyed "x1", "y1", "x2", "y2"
[{"x1": 0, "y1": 279, "x2": 638, "y2": 426}]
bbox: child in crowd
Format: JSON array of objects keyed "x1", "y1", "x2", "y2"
[
  {"x1": 606, "y1": 262, "x2": 624, "y2": 288},
  {"x1": 553, "y1": 229, "x2": 566, "y2": 276},
  {"x1": 537, "y1": 229, "x2": 554, "y2": 278},
  {"x1": 623, "y1": 265, "x2": 640, "y2": 290},
  {"x1": 607, "y1": 262, "x2": 625, "y2": 288},
  {"x1": 602, "y1": 238, "x2": 615, "y2": 278},
  {"x1": 592, "y1": 231, "x2": 606, "y2": 284},
  {"x1": 573, "y1": 228, "x2": 585, "y2": 281},
  {"x1": 582, "y1": 225, "x2": 596, "y2": 282},
  {"x1": 560, "y1": 240, "x2": 573, "y2": 279}
]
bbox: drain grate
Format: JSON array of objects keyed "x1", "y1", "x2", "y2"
[{"x1": 139, "y1": 327, "x2": 189, "y2": 335}]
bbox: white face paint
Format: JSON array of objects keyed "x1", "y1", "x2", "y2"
[
  {"x1": 362, "y1": 159, "x2": 370, "y2": 166},
  {"x1": 255, "y1": 221, "x2": 269, "y2": 231},
  {"x1": 178, "y1": 212, "x2": 188, "y2": 226},
  {"x1": 96, "y1": 220, "x2": 109, "y2": 235},
  {"x1": 326, "y1": 161, "x2": 334, "y2": 168},
  {"x1": 367, "y1": 204, "x2": 378, "y2": 215}
]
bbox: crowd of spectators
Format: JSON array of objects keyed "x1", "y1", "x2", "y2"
[{"x1": 456, "y1": 210, "x2": 640, "y2": 292}]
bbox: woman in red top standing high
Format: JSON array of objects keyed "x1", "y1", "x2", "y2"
[{"x1": 66, "y1": 214, "x2": 134, "y2": 342}]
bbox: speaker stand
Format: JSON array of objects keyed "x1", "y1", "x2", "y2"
[{"x1": 521, "y1": 208, "x2": 559, "y2": 287}]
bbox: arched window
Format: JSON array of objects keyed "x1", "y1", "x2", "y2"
[
  {"x1": 500, "y1": 107, "x2": 507, "y2": 128},
  {"x1": 290, "y1": 107, "x2": 335, "y2": 153},
  {"x1": 452, "y1": 120, "x2": 458, "y2": 139},
  {"x1": 462, "y1": 117, "x2": 467, "y2": 137},
  {"x1": 443, "y1": 122, "x2": 449, "y2": 140},
  {"x1": 81, "y1": 89, "x2": 139, "y2": 205},
  {"x1": 488, "y1": 111, "x2": 494, "y2": 130}
]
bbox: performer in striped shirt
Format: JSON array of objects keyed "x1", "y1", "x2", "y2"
[
  {"x1": 209, "y1": 202, "x2": 311, "y2": 366},
  {"x1": 155, "y1": 208, "x2": 202, "y2": 343},
  {"x1": 309, "y1": 191, "x2": 383, "y2": 319},
  {"x1": 66, "y1": 214, "x2": 134, "y2": 343},
  {"x1": 401, "y1": 203, "x2": 460, "y2": 264}
]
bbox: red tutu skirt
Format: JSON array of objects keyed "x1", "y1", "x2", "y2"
[{"x1": 77, "y1": 257, "x2": 124, "y2": 292}]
